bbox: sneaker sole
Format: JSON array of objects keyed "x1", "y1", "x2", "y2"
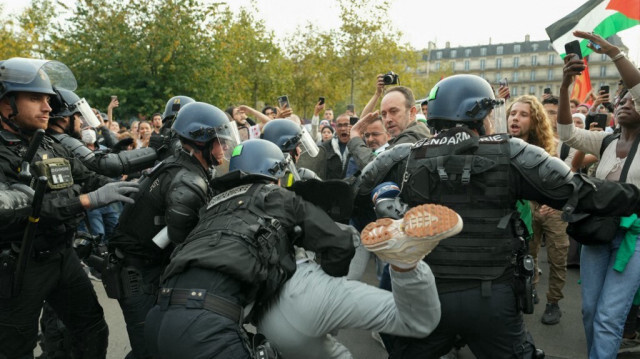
[{"x1": 361, "y1": 204, "x2": 463, "y2": 249}]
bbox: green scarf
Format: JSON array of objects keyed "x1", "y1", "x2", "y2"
[{"x1": 613, "y1": 214, "x2": 640, "y2": 305}]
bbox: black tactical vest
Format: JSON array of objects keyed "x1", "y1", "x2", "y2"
[
  {"x1": 402, "y1": 132, "x2": 520, "y2": 281},
  {"x1": 169, "y1": 183, "x2": 296, "y2": 308},
  {"x1": 114, "y1": 154, "x2": 203, "y2": 257}
]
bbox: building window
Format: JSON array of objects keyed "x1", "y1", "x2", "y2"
[
  {"x1": 547, "y1": 69, "x2": 553, "y2": 80},
  {"x1": 480, "y1": 59, "x2": 486, "y2": 70},
  {"x1": 496, "y1": 72, "x2": 502, "y2": 82},
  {"x1": 464, "y1": 60, "x2": 470, "y2": 71},
  {"x1": 512, "y1": 87, "x2": 518, "y2": 96},
  {"x1": 435, "y1": 62, "x2": 441, "y2": 71},
  {"x1": 451, "y1": 61, "x2": 456, "y2": 71},
  {"x1": 529, "y1": 86, "x2": 535, "y2": 94},
  {"x1": 496, "y1": 58, "x2": 502, "y2": 69},
  {"x1": 513, "y1": 57, "x2": 519, "y2": 67},
  {"x1": 532, "y1": 43, "x2": 539, "y2": 51},
  {"x1": 602, "y1": 53, "x2": 608, "y2": 61},
  {"x1": 465, "y1": 49, "x2": 471, "y2": 57},
  {"x1": 450, "y1": 50, "x2": 457, "y2": 58},
  {"x1": 480, "y1": 47, "x2": 487, "y2": 56},
  {"x1": 530, "y1": 70, "x2": 536, "y2": 81},
  {"x1": 436, "y1": 51, "x2": 442, "y2": 59},
  {"x1": 548, "y1": 54, "x2": 555, "y2": 65},
  {"x1": 497, "y1": 46, "x2": 503, "y2": 55},
  {"x1": 531, "y1": 55, "x2": 537, "y2": 66},
  {"x1": 600, "y1": 66, "x2": 606, "y2": 77},
  {"x1": 513, "y1": 72, "x2": 519, "y2": 81},
  {"x1": 514, "y1": 44, "x2": 521, "y2": 53}
]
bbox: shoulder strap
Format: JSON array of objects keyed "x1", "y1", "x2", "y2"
[
  {"x1": 600, "y1": 133, "x2": 620, "y2": 157},
  {"x1": 620, "y1": 135, "x2": 640, "y2": 183},
  {"x1": 560, "y1": 143, "x2": 570, "y2": 161}
]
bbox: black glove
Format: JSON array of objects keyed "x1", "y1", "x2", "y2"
[{"x1": 112, "y1": 138, "x2": 135, "y2": 153}]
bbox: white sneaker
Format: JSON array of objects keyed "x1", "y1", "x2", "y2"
[
  {"x1": 619, "y1": 332, "x2": 640, "y2": 353},
  {"x1": 361, "y1": 204, "x2": 463, "y2": 268}
]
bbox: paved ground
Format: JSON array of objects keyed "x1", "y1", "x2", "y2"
[{"x1": 37, "y1": 244, "x2": 640, "y2": 358}]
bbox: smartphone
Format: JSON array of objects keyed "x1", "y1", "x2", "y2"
[
  {"x1": 111, "y1": 95, "x2": 118, "y2": 101},
  {"x1": 346, "y1": 104, "x2": 355, "y2": 112},
  {"x1": 318, "y1": 96, "x2": 325, "y2": 106},
  {"x1": 349, "y1": 116, "x2": 359, "y2": 126},
  {"x1": 600, "y1": 85, "x2": 610, "y2": 94},
  {"x1": 564, "y1": 40, "x2": 582, "y2": 59},
  {"x1": 277, "y1": 95, "x2": 290, "y2": 109},
  {"x1": 498, "y1": 78, "x2": 508, "y2": 87},
  {"x1": 586, "y1": 113, "x2": 608, "y2": 129}
]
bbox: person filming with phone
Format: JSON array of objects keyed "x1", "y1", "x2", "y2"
[{"x1": 557, "y1": 31, "x2": 640, "y2": 358}]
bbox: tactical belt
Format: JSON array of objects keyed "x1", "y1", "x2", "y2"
[{"x1": 158, "y1": 288, "x2": 244, "y2": 325}]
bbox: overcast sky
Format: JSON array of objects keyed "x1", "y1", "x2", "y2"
[{"x1": 2, "y1": 0, "x2": 639, "y2": 63}]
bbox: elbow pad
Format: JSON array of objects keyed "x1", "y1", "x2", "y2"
[
  {"x1": 357, "y1": 143, "x2": 412, "y2": 195},
  {"x1": 509, "y1": 138, "x2": 574, "y2": 199},
  {"x1": 165, "y1": 169, "x2": 208, "y2": 244}
]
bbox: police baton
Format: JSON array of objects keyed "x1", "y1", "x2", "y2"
[
  {"x1": 18, "y1": 129, "x2": 45, "y2": 183},
  {"x1": 13, "y1": 176, "x2": 47, "y2": 296},
  {"x1": 12, "y1": 175, "x2": 47, "y2": 296}
]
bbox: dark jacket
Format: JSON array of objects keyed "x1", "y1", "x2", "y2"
[
  {"x1": 320, "y1": 138, "x2": 351, "y2": 180},
  {"x1": 387, "y1": 121, "x2": 431, "y2": 147}
]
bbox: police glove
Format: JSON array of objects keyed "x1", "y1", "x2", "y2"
[{"x1": 87, "y1": 181, "x2": 139, "y2": 209}]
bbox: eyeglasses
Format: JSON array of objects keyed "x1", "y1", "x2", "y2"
[{"x1": 364, "y1": 132, "x2": 384, "y2": 138}]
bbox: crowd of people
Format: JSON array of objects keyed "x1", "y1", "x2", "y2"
[{"x1": 1, "y1": 31, "x2": 640, "y2": 359}]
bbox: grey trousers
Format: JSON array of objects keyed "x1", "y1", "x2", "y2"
[{"x1": 258, "y1": 260, "x2": 440, "y2": 359}]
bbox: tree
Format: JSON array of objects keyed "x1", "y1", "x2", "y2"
[{"x1": 0, "y1": 0, "x2": 56, "y2": 59}]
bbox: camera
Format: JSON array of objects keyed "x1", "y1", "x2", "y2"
[{"x1": 382, "y1": 71, "x2": 399, "y2": 85}]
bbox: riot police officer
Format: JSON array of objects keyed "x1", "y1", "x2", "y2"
[
  {"x1": 356, "y1": 74, "x2": 640, "y2": 358},
  {"x1": 144, "y1": 139, "x2": 355, "y2": 359},
  {"x1": 47, "y1": 88, "x2": 160, "y2": 177},
  {"x1": 0, "y1": 57, "x2": 139, "y2": 358},
  {"x1": 107, "y1": 102, "x2": 239, "y2": 359},
  {"x1": 148, "y1": 95, "x2": 196, "y2": 159},
  {"x1": 261, "y1": 118, "x2": 320, "y2": 184}
]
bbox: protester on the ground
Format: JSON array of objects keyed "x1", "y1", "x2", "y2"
[{"x1": 145, "y1": 139, "x2": 355, "y2": 359}]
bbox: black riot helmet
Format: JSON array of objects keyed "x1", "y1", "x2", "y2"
[
  {"x1": 172, "y1": 102, "x2": 241, "y2": 166},
  {"x1": 261, "y1": 119, "x2": 319, "y2": 159},
  {"x1": 426, "y1": 74, "x2": 503, "y2": 133},
  {"x1": 50, "y1": 87, "x2": 81, "y2": 118},
  {"x1": 229, "y1": 139, "x2": 290, "y2": 181},
  {"x1": 0, "y1": 58, "x2": 76, "y2": 133},
  {"x1": 162, "y1": 95, "x2": 195, "y2": 123}
]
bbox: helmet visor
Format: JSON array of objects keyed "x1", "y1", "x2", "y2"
[
  {"x1": 214, "y1": 122, "x2": 241, "y2": 162},
  {"x1": 299, "y1": 126, "x2": 319, "y2": 157},
  {"x1": 488, "y1": 99, "x2": 507, "y2": 134},
  {"x1": 285, "y1": 154, "x2": 301, "y2": 181},
  {"x1": 0, "y1": 58, "x2": 77, "y2": 91},
  {"x1": 74, "y1": 98, "x2": 101, "y2": 128}
]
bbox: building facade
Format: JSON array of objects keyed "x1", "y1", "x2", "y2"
[{"x1": 420, "y1": 35, "x2": 628, "y2": 99}]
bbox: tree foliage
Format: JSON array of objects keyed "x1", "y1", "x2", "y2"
[{"x1": 1, "y1": 0, "x2": 443, "y2": 122}]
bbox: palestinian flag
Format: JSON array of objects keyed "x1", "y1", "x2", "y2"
[{"x1": 546, "y1": 0, "x2": 640, "y2": 57}]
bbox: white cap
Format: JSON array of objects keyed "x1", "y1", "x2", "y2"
[{"x1": 572, "y1": 113, "x2": 586, "y2": 122}]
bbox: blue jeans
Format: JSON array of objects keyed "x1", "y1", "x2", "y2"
[
  {"x1": 581, "y1": 230, "x2": 640, "y2": 358},
  {"x1": 78, "y1": 203, "x2": 122, "y2": 242}
]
